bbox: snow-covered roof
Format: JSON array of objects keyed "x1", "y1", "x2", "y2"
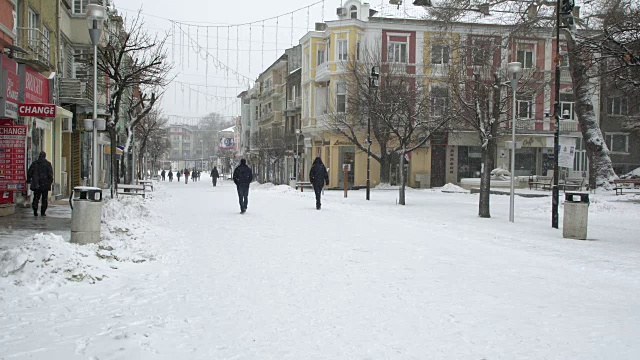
[{"x1": 221, "y1": 125, "x2": 236, "y2": 133}]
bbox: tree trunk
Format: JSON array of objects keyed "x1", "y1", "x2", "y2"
[
  {"x1": 108, "y1": 126, "x2": 118, "y2": 198},
  {"x1": 479, "y1": 145, "x2": 492, "y2": 218},
  {"x1": 566, "y1": 33, "x2": 617, "y2": 188},
  {"x1": 379, "y1": 153, "x2": 391, "y2": 184},
  {"x1": 398, "y1": 151, "x2": 406, "y2": 205}
]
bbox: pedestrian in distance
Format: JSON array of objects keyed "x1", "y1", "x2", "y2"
[
  {"x1": 26, "y1": 151, "x2": 54, "y2": 217},
  {"x1": 211, "y1": 166, "x2": 219, "y2": 187},
  {"x1": 184, "y1": 168, "x2": 190, "y2": 184},
  {"x1": 168, "y1": 170, "x2": 173, "y2": 182},
  {"x1": 233, "y1": 159, "x2": 253, "y2": 214},
  {"x1": 176, "y1": 171, "x2": 182, "y2": 182},
  {"x1": 161, "y1": 169, "x2": 166, "y2": 181},
  {"x1": 191, "y1": 169, "x2": 196, "y2": 182},
  {"x1": 309, "y1": 157, "x2": 329, "y2": 210}
]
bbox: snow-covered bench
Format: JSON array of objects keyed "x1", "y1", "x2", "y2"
[{"x1": 117, "y1": 184, "x2": 146, "y2": 198}]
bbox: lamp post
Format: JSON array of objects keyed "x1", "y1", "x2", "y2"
[
  {"x1": 295, "y1": 129, "x2": 301, "y2": 184},
  {"x1": 507, "y1": 61, "x2": 522, "y2": 223},
  {"x1": 367, "y1": 66, "x2": 379, "y2": 201},
  {"x1": 86, "y1": 4, "x2": 107, "y2": 188},
  {"x1": 200, "y1": 139, "x2": 204, "y2": 170}
]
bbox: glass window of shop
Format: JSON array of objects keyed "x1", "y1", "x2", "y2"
[
  {"x1": 515, "y1": 147, "x2": 536, "y2": 176},
  {"x1": 457, "y1": 146, "x2": 482, "y2": 182}
]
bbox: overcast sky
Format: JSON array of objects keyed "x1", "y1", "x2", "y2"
[{"x1": 113, "y1": 0, "x2": 346, "y2": 123}]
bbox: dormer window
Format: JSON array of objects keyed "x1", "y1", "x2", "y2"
[{"x1": 350, "y1": 5, "x2": 358, "y2": 19}]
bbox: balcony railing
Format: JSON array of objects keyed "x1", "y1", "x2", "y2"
[
  {"x1": 560, "y1": 119, "x2": 579, "y2": 132},
  {"x1": 560, "y1": 68, "x2": 572, "y2": 83},
  {"x1": 15, "y1": 27, "x2": 52, "y2": 70},
  {"x1": 316, "y1": 62, "x2": 330, "y2": 82},
  {"x1": 295, "y1": 97, "x2": 302, "y2": 108},
  {"x1": 59, "y1": 78, "x2": 93, "y2": 106}
]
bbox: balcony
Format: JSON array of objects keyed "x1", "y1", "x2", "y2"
[
  {"x1": 59, "y1": 78, "x2": 93, "y2": 107},
  {"x1": 286, "y1": 97, "x2": 302, "y2": 113},
  {"x1": 272, "y1": 84, "x2": 285, "y2": 98},
  {"x1": 315, "y1": 62, "x2": 330, "y2": 82},
  {"x1": 14, "y1": 28, "x2": 52, "y2": 71},
  {"x1": 560, "y1": 119, "x2": 579, "y2": 132}
]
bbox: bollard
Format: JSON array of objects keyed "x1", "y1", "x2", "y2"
[
  {"x1": 70, "y1": 186, "x2": 103, "y2": 244},
  {"x1": 343, "y1": 164, "x2": 348, "y2": 198}
]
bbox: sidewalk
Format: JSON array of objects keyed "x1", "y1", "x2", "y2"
[{"x1": 0, "y1": 201, "x2": 71, "y2": 243}]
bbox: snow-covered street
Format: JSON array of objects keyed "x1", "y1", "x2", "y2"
[{"x1": 2, "y1": 173, "x2": 640, "y2": 359}]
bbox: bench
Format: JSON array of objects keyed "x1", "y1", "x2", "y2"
[
  {"x1": 117, "y1": 184, "x2": 146, "y2": 198},
  {"x1": 530, "y1": 176, "x2": 553, "y2": 190},
  {"x1": 296, "y1": 181, "x2": 313, "y2": 192},
  {"x1": 139, "y1": 180, "x2": 154, "y2": 192},
  {"x1": 613, "y1": 179, "x2": 640, "y2": 195},
  {"x1": 561, "y1": 177, "x2": 585, "y2": 192}
]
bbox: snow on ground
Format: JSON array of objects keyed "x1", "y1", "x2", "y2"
[{"x1": 1, "y1": 173, "x2": 640, "y2": 359}]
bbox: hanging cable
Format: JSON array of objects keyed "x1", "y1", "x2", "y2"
[
  {"x1": 275, "y1": 16, "x2": 279, "y2": 58},
  {"x1": 261, "y1": 21, "x2": 265, "y2": 70}
]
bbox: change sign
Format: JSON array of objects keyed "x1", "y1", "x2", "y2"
[
  {"x1": 0, "y1": 124, "x2": 27, "y2": 192},
  {"x1": 18, "y1": 103, "x2": 56, "y2": 117}
]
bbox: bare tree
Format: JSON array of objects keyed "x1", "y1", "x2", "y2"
[
  {"x1": 136, "y1": 109, "x2": 168, "y2": 176},
  {"x1": 96, "y1": 11, "x2": 172, "y2": 193},
  {"x1": 251, "y1": 128, "x2": 293, "y2": 184},
  {"x1": 330, "y1": 46, "x2": 450, "y2": 205}
]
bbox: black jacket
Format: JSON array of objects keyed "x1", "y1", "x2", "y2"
[
  {"x1": 211, "y1": 168, "x2": 219, "y2": 178},
  {"x1": 309, "y1": 158, "x2": 329, "y2": 187},
  {"x1": 233, "y1": 164, "x2": 253, "y2": 186},
  {"x1": 27, "y1": 156, "x2": 54, "y2": 191}
]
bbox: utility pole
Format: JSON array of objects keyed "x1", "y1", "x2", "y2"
[{"x1": 367, "y1": 66, "x2": 379, "y2": 201}]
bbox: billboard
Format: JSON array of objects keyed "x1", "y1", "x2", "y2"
[
  {"x1": 219, "y1": 137, "x2": 235, "y2": 149},
  {"x1": 0, "y1": 124, "x2": 27, "y2": 192}
]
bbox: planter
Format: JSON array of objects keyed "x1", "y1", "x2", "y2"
[
  {"x1": 83, "y1": 118, "x2": 94, "y2": 130},
  {"x1": 94, "y1": 118, "x2": 106, "y2": 131}
]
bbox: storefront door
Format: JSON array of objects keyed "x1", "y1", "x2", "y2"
[
  {"x1": 339, "y1": 146, "x2": 355, "y2": 188},
  {"x1": 430, "y1": 145, "x2": 447, "y2": 187}
]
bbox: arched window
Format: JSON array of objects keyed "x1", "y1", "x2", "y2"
[{"x1": 350, "y1": 5, "x2": 358, "y2": 19}]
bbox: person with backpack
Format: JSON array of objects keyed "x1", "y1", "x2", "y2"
[
  {"x1": 211, "y1": 166, "x2": 219, "y2": 187},
  {"x1": 184, "y1": 168, "x2": 190, "y2": 184},
  {"x1": 309, "y1": 157, "x2": 329, "y2": 210},
  {"x1": 232, "y1": 159, "x2": 253, "y2": 214},
  {"x1": 167, "y1": 170, "x2": 173, "y2": 182}
]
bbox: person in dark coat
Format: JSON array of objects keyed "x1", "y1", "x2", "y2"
[
  {"x1": 184, "y1": 168, "x2": 190, "y2": 184},
  {"x1": 211, "y1": 166, "x2": 219, "y2": 187},
  {"x1": 167, "y1": 170, "x2": 173, "y2": 182},
  {"x1": 161, "y1": 169, "x2": 166, "y2": 181},
  {"x1": 309, "y1": 157, "x2": 329, "y2": 210},
  {"x1": 176, "y1": 170, "x2": 182, "y2": 182},
  {"x1": 233, "y1": 159, "x2": 253, "y2": 213},
  {"x1": 27, "y1": 151, "x2": 54, "y2": 217}
]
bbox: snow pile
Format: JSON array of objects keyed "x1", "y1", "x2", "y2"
[
  {"x1": 438, "y1": 183, "x2": 469, "y2": 193},
  {"x1": 251, "y1": 181, "x2": 275, "y2": 190},
  {"x1": 373, "y1": 183, "x2": 398, "y2": 190},
  {"x1": 0, "y1": 233, "x2": 113, "y2": 290}
]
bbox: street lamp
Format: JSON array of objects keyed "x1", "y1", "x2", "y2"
[
  {"x1": 367, "y1": 66, "x2": 379, "y2": 201},
  {"x1": 86, "y1": 4, "x2": 107, "y2": 187},
  {"x1": 295, "y1": 129, "x2": 301, "y2": 185},
  {"x1": 200, "y1": 139, "x2": 204, "y2": 170},
  {"x1": 507, "y1": 61, "x2": 522, "y2": 223}
]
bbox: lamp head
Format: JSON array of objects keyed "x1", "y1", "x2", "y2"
[
  {"x1": 86, "y1": 4, "x2": 108, "y2": 30},
  {"x1": 507, "y1": 62, "x2": 522, "y2": 91}
]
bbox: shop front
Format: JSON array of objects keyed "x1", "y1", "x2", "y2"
[{"x1": 0, "y1": 54, "x2": 23, "y2": 214}]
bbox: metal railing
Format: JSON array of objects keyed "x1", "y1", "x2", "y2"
[
  {"x1": 59, "y1": 78, "x2": 93, "y2": 105},
  {"x1": 15, "y1": 27, "x2": 51, "y2": 68}
]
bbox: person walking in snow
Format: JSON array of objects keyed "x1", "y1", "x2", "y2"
[
  {"x1": 211, "y1": 166, "x2": 219, "y2": 187},
  {"x1": 161, "y1": 169, "x2": 166, "y2": 181},
  {"x1": 309, "y1": 157, "x2": 329, "y2": 210},
  {"x1": 191, "y1": 169, "x2": 196, "y2": 182},
  {"x1": 184, "y1": 168, "x2": 190, "y2": 184},
  {"x1": 233, "y1": 159, "x2": 253, "y2": 214},
  {"x1": 168, "y1": 170, "x2": 173, "y2": 182},
  {"x1": 176, "y1": 170, "x2": 181, "y2": 182},
  {"x1": 27, "y1": 151, "x2": 54, "y2": 217}
]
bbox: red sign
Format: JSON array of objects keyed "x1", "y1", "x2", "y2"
[
  {"x1": 0, "y1": 124, "x2": 27, "y2": 192},
  {"x1": 5, "y1": 71, "x2": 19, "y2": 103},
  {"x1": 24, "y1": 66, "x2": 50, "y2": 104},
  {"x1": 18, "y1": 103, "x2": 56, "y2": 117}
]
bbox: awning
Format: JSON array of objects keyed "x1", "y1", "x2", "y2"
[{"x1": 56, "y1": 106, "x2": 73, "y2": 119}]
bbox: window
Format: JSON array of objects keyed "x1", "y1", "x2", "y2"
[
  {"x1": 388, "y1": 42, "x2": 407, "y2": 63},
  {"x1": 431, "y1": 44, "x2": 450, "y2": 65},
  {"x1": 472, "y1": 48, "x2": 489, "y2": 66},
  {"x1": 73, "y1": 0, "x2": 90, "y2": 15},
  {"x1": 356, "y1": 41, "x2": 361, "y2": 61},
  {"x1": 350, "y1": 5, "x2": 358, "y2": 19},
  {"x1": 517, "y1": 49, "x2": 534, "y2": 68},
  {"x1": 517, "y1": 100, "x2": 531, "y2": 118},
  {"x1": 560, "y1": 102, "x2": 574, "y2": 120},
  {"x1": 430, "y1": 86, "x2": 449, "y2": 117},
  {"x1": 336, "y1": 82, "x2": 346, "y2": 113},
  {"x1": 605, "y1": 133, "x2": 629, "y2": 153},
  {"x1": 28, "y1": 8, "x2": 39, "y2": 50},
  {"x1": 337, "y1": 40, "x2": 348, "y2": 61},
  {"x1": 607, "y1": 97, "x2": 627, "y2": 115},
  {"x1": 317, "y1": 49, "x2": 325, "y2": 65},
  {"x1": 42, "y1": 27, "x2": 51, "y2": 63},
  {"x1": 303, "y1": 87, "x2": 309, "y2": 117}
]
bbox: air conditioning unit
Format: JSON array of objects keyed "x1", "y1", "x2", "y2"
[
  {"x1": 337, "y1": 7, "x2": 347, "y2": 16},
  {"x1": 62, "y1": 117, "x2": 72, "y2": 132},
  {"x1": 315, "y1": 23, "x2": 327, "y2": 31}
]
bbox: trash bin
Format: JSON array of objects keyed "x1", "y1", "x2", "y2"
[
  {"x1": 69, "y1": 186, "x2": 103, "y2": 244},
  {"x1": 563, "y1": 191, "x2": 589, "y2": 240},
  {"x1": 290, "y1": 177, "x2": 297, "y2": 188}
]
